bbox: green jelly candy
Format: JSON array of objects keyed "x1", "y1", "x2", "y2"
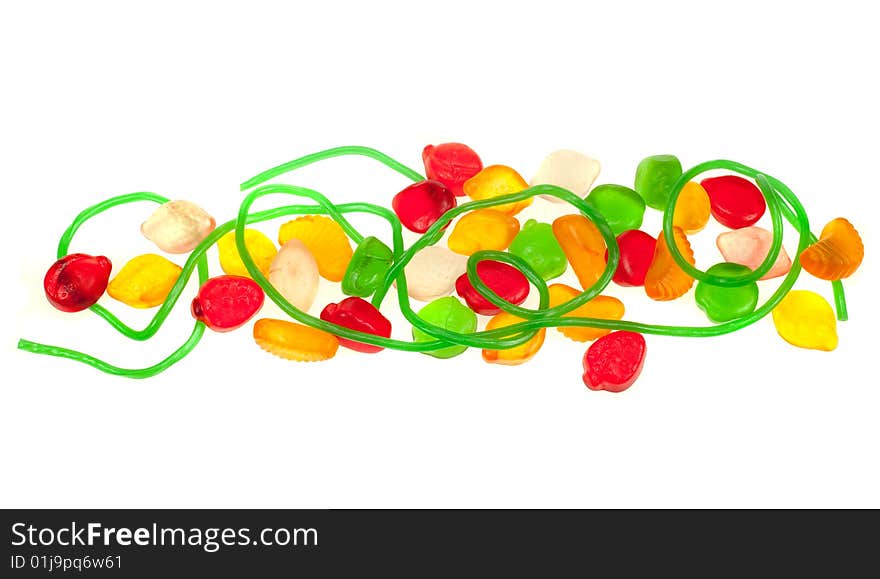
[
  {"x1": 695, "y1": 262, "x2": 759, "y2": 323},
  {"x1": 412, "y1": 296, "x2": 477, "y2": 359},
  {"x1": 341, "y1": 236, "x2": 393, "y2": 297},
  {"x1": 634, "y1": 154, "x2": 682, "y2": 211},
  {"x1": 585, "y1": 184, "x2": 646, "y2": 235},
  {"x1": 509, "y1": 219, "x2": 567, "y2": 280}
]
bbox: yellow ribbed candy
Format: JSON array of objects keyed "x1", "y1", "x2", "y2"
[
  {"x1": 278, "y1": 215, "x2": 353, "y2": 282},
  {"x1": 463, "y1": 165, "x2": 532, "y2": 216},
  {"x1": 107, "y1": 254, "x2": 182, "y2": 308},
  {"x1": 547, "y1": 283, "x2": 625, "y2": 342},
  {"x1": 482, "y1": 312, "x2": 545, "y2": 365},
  {"x1": 447, "y1": 209, "x2": 520, "y2": 255},
  {"x1": 253, "y1": 318, "x2": 339, "y2": 362},
  {"x1": 217, "y1": 229, "x2": 277, "y2": 278},
  {"x1": 771, "y1": 290, "x2": 838, "y2": 351}
]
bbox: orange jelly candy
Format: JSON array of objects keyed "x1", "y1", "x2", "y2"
[
  {"x1": 672, "y1": 181, "x2": 711, "y2": 234},
  {"x1": 547, "y1": 284, "x2": 625, "y2": 342},
  {"x1": 462, "y1": 165, "x2": 533, "y2": 216},
  {"x1": 799, "y1": 218, "x2": 864, "y2": 281},
  {"x1": 447, "y1": 209, "x2": 520, "y2": 255},
  {"x1": 552, "y1": 214, "x2": 607, "y2": 291},
  {"x1": 644, "y1": 227, "x2": 695, "y2": 301},
  {"x1": 253, "y1": 318, "x2": 339, "y2": 362},
  {"x1": 482, "y1": 311, "x2": 545, "y2": 366}
]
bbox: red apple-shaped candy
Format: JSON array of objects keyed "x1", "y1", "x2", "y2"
[
  {"x1": 701, "y1": 175, "x2": 766, "y2": 229},
  {"x1": 43, "y1": 253, "x2": 113, "y2": 312},
  {"x1": 607, "y1": 230, "x2": 656, "y2": 287},
  {"x1": 582, "y1": 331, "x2": 647, "y2": 393},
  {"x1": 320, "y1": 296, "x2": 392, "y2": 353},
  {"x1": 392, "y1": 180, "x2": 456, "y2": 233},
  {"x1": 455, "y1": 260, "x2": 529, "y2": 316},
  {"x1": 191, "y1": 275, "x2": 264, "y2": 332},
  {"x1": 422, "y1": 143, "x2": 483, "y2": 197}
]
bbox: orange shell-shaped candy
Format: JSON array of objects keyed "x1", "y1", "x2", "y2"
[
  {"x1": 548, "y1": 284, "x2": 625, "y2": 342},
  {"x1": 552, "y1": 214, "x2": 607, "y2": 291},
  {"x1": 447, "y1": 209, "x2": 520, "y2": 255},
  {"x1": 253, "y1": 318, "x2": 339, "y2": 362},
  {"x1": 482, "y1": 311, "x2": 545, "y2": 365},
  {"x1": 799, "y1": 218, "x2": 863, "y2": 281},
  {"x1": 463, "y1": 165, "x2": 533, "y2": 216},
  {"x1": 644, "y1": 227, "x2": 695, "y2": 301},
  {"x1": 672, "y1": 181, "x2": 711, "y2": 234},
  {"x1": 278, "y1": 215, "x2": 353, "y2": 282}
]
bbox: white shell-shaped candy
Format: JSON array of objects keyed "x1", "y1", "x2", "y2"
[
  {"x1": 531, "y1": 149, "x2": 601, "y2": 203},
  {"x1": 716, "y1": 226, "x2": 792, "y2": 280},
  {"x1": 404, "y1": 246, "x2": 469, "y2": 302},
  {"x1": 268, "y1": 239, "x2": 320, "y2": 312},
  {"x1": 141, "y1": 200, "x2": 216, "y2": 254}
]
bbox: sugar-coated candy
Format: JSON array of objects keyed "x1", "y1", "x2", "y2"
[
  {"x1": 644, "y1": 228, "x2": 695, "y2": 301},
  {"x1": 447, "y1": 209, "x2": 520, "y2": 255},
  {"x1": 771, "y1": 290, "x2": 837, "y2": 351},
  {"x1": 253, "y1": 318, "x2": 339, "y2": 362},
  {"x1": 548, "y1": 283, "x2": 625, "y2": 342},
  {"x1": 694, "y1": 263, "x2": 759, "y2": 323},
  {"x1": 672, "y1": 181, "x2": 711, "y2": 234},
  {"x1": 509, "y1": 219, "x2": 568, "y2": 280},
  {"x1": 342, "y1": 236, "x2": 393, "y2": 297},
  {"x1": 584, "y1": 184, "x2": 645, "y2": 235},
  {"x1": 482, "y1": 312, "x2": 545, "y2": 366},
  {"x1": 552, "y1": 214, "x2": 607, "y2": 291},
  {"x1": 582, "y1": 331, "x2": 646, "y2": 393},
  {"x1": 278, "y1": 215, "x2": 352, "y2": 282},
  {"x1": 422, "y1": 143, "x2": 483, "y2": 197},
  {"x1": 634, "y1": 154, "x2": 682, "y2": 210},
  {"x1": 218, "y1": 229, "x2": 277, "y2": 279},
  {"x1": 455, "y1": 260, "x2": 529, "y2": 316},
  {"x1": 320, "y1": 296, "x2": 392, "y2": 354},
  {"x1": 391, "y1": 180, "x2": 456, "y2": 233},
  {"x1": 141, "y1": 200, "x2": 216, "y2": 254},
  {"x1": 404, "y1": 245, "x2": 468, "y2": 302},
  {"x1": 43, "y1": 253, "x2": 112, "y2": 312},
  {"x1": 701, "y1": 175, "x2": 766, "y2": 229},
  {"x1": 799, "y1": 218, "x2": 864, "y2": 281},
  {"x1": 412, "y1": 296, "x2": 477, "y2": 359},
  {"x1": 716, "y1": 226, "x2": 791, "y2": 280},
  {"x1": 268, "y1": 239, "x2": 319, "y2": 311},
  {"x1": 463, "y1": 165, "x2": 532, "y2": 215},
  {"x1": 530, "y1": 149, "x2": 601, "y2": 204},
  {"x1": 107, "y1": 254, "x2": 182, "y2": 309},
  {"x1": 191, "y1": 275, "x2": 264, "y2": 332},
  {"x1": 609, "y1": 230, "x2": 656, "y2": 287}
]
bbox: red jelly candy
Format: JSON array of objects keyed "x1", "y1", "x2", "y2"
[
  {"x1": 582, "y1": 331, "x2": 647, "y2": 393},
  {"x1": 607, "y1": 230, "x2": 656, "y2": 287},
  {"x1": 422, "y1": 143, "x2": 483, "y2": 197},
  {"x1": 43, "y1": 253, "x2": 112, "y2": 312},
  {"x1": 320, "y1": 296, "x2": 392, "y2": 353},
  {"x1": 701, "y1": 175, "x2": 766, "y2": 229},
  {"x1": 191, "y1": 275, "x2": 264, "y2": 332},
  {"x1": 392, "y1": 180, "x2": 457, "y2": 233},
  {"x1": 455, "y1": 260, "x2": 529, "y2": 316}
]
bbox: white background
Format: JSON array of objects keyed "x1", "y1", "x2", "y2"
[{"x1": 1, "y1": 1, "x2": 878, "y2": 508}]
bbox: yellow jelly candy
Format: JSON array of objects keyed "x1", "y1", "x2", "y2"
[
  {"x1": 253, "y1": 318, "x2": 340, "y2": 361},
  {"x1": 552, "y1": 214, "x2": 607, "y2": 291},
  {"x1": 278, "y1": 215, "x2": 353, "y2": 282},
  {"x1": 644, "y1": 227, "x2": 695, "y2": 301},
  {"x1": 771, "y1": 290, "x2": 838, "y2": 351},
  {"x1": 217, "y1": 229, "x2": 277, "y2": 278},
  {"x1": 799, "y1": 218, "x2": 864, "y2": 281},
  {"x1": 463, "y1": 165, "x2": 533, "y2": 216},
  {"x1": 482, "y1": 311, "x2": 545, "y2": 365},
  {"x1": 672, "y1": 181, "x2": 711, "y2": 234},
  {"x1": 107, "y1": 254, "x2": 182, "y2": 308},
  {"x1": 547, "y1": 283, "x2": 625, "y2": 342},
  {"x1": 447, "y1": 209, "x2": 520, "y2": 255}
]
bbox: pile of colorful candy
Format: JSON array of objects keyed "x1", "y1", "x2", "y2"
[{"x1": 20, "y1": 145, "x2": 864, "y2": 391}]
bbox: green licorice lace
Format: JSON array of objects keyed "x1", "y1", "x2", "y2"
[{"x1": 17, "y1": 146, "x2": 848, "y2": 377}]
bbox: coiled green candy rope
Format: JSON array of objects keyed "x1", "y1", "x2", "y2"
[{"x1": 18, "y1": 146, "x2": 848, "y2": 377}]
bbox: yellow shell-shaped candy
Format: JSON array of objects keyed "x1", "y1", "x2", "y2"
[
  {"x1": 482, "y1": 311, "x2": 545, "y2": 365},
  {"x1": 278, "y1": 215, "x2": 353, "y2": 282},
  {"x1": 107, "y1": 254, "x2": 182, "y2": 308},
  {"x1": 463, "y1": 165, "x2": 533, "y2": 216},
  {"x1": 217, "y1": 229, "x2": 277, "y2": 278},
  {"x1": 253, "y1": 318, "x2": 340, "y2": 361},
  {"x1": 771, "y1": 290, "x2": 838, "y2": 351},
  {"x1": 447, "y1": 209, "x2": 520, "y2": 255},
  {"x1": 799, "y1": 218, "x2": 864, "y2": 281},
  {"x1": 547, "y1": 283, "x2": 625, "y2": 342}
]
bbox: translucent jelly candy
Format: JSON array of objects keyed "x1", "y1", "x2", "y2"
[
  {"x1": 644, "y1": 228, "x2": 695, "y2": 301},
  {"x1": 799, "y1": 218, "x2": 864, "y2": 281},
  {"x1": 463, "y1": 165, "x2": 532, "y2": 215},
  {"x1": 268, "y1": 239, "x2": 319, "y2": 311},
  {"x1": 447, "y1": 209, "x2": 520, "y2": 255},
  {"x1": 217, "y1": 229, "x2": 277, "y2": 279},
  {"x1": 43, "y1": 253, "x2": 112, "y2": 312},
  {"x1": 701, "y1": 175, "x2": 766, "y2": 229},
  {"x1": 422, "y1": 143, "x2": 483, "y2": 197},
  {"x1": 253, "y1": 318, "x2": 339, "y2": 362},
  {"x1": 672, "y1": 181, "x2": 711, "y2": 234},
  {"x1": 320, "y1": 296, "x2": 392, "y2": 354},
  {"x1": 278, "y1": 215, "x2": 352, "y2": 282},
  {"x1": 552, "y1": 214, "x2": 607, "y2": 290},
  {"x1": 584, "y1": 184, "x2": 645, "y2": 235},
  {"x1": 411, "y1": 296, "x2": 477, "y2": 359},
  {"x1": 482, "y1": 312, "x2": 545, "y2": 366},
  {"x1": 509, "y1": 219, "x2": 568, "y2": 280},
  {"x1": 342, "y1": 236, "x2": 393, "y2": 298},
  {"x1": 107, "y1": 254, "x2": 182, "y2": 309},
  {"x1": 694, "y1": 263, "x2": 759, "y2": 323},
  {"x1": 582, "y1": 331, "x2": 646, "y2": 393},
  {"x1": 548, "y1": 283, "x2": 625, "y2": 342},
  {"x1": 634, "y1": 154, "x2": 682, "y2": 210},
  {"x1": 530, "y1": 149, "x2": 601, "y2": 203},
  {"x1": 455, "y1": 260, "x2": 529, "y2": 316},
  {"x1": 391, "y1": 180, "x2": 456, "y2": 233},
  {"x1": 771, "y1": 290, "x2": 838, "y2": 351},
  {"x1": 609, "y1": 230, "x2": 656, "y2": 287},
  {"x1": 191, "y1": 275, "x2": 264, "y2": 332},
  {"x1": 716, "y1": 226, "x2": 791, "y2": 280},
  {"x1": 403, "y1": 245, "x2": 468, "y2": 302},
  {"x1": 141, "y1": 200, "x2": 216, "y2": 254}
]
